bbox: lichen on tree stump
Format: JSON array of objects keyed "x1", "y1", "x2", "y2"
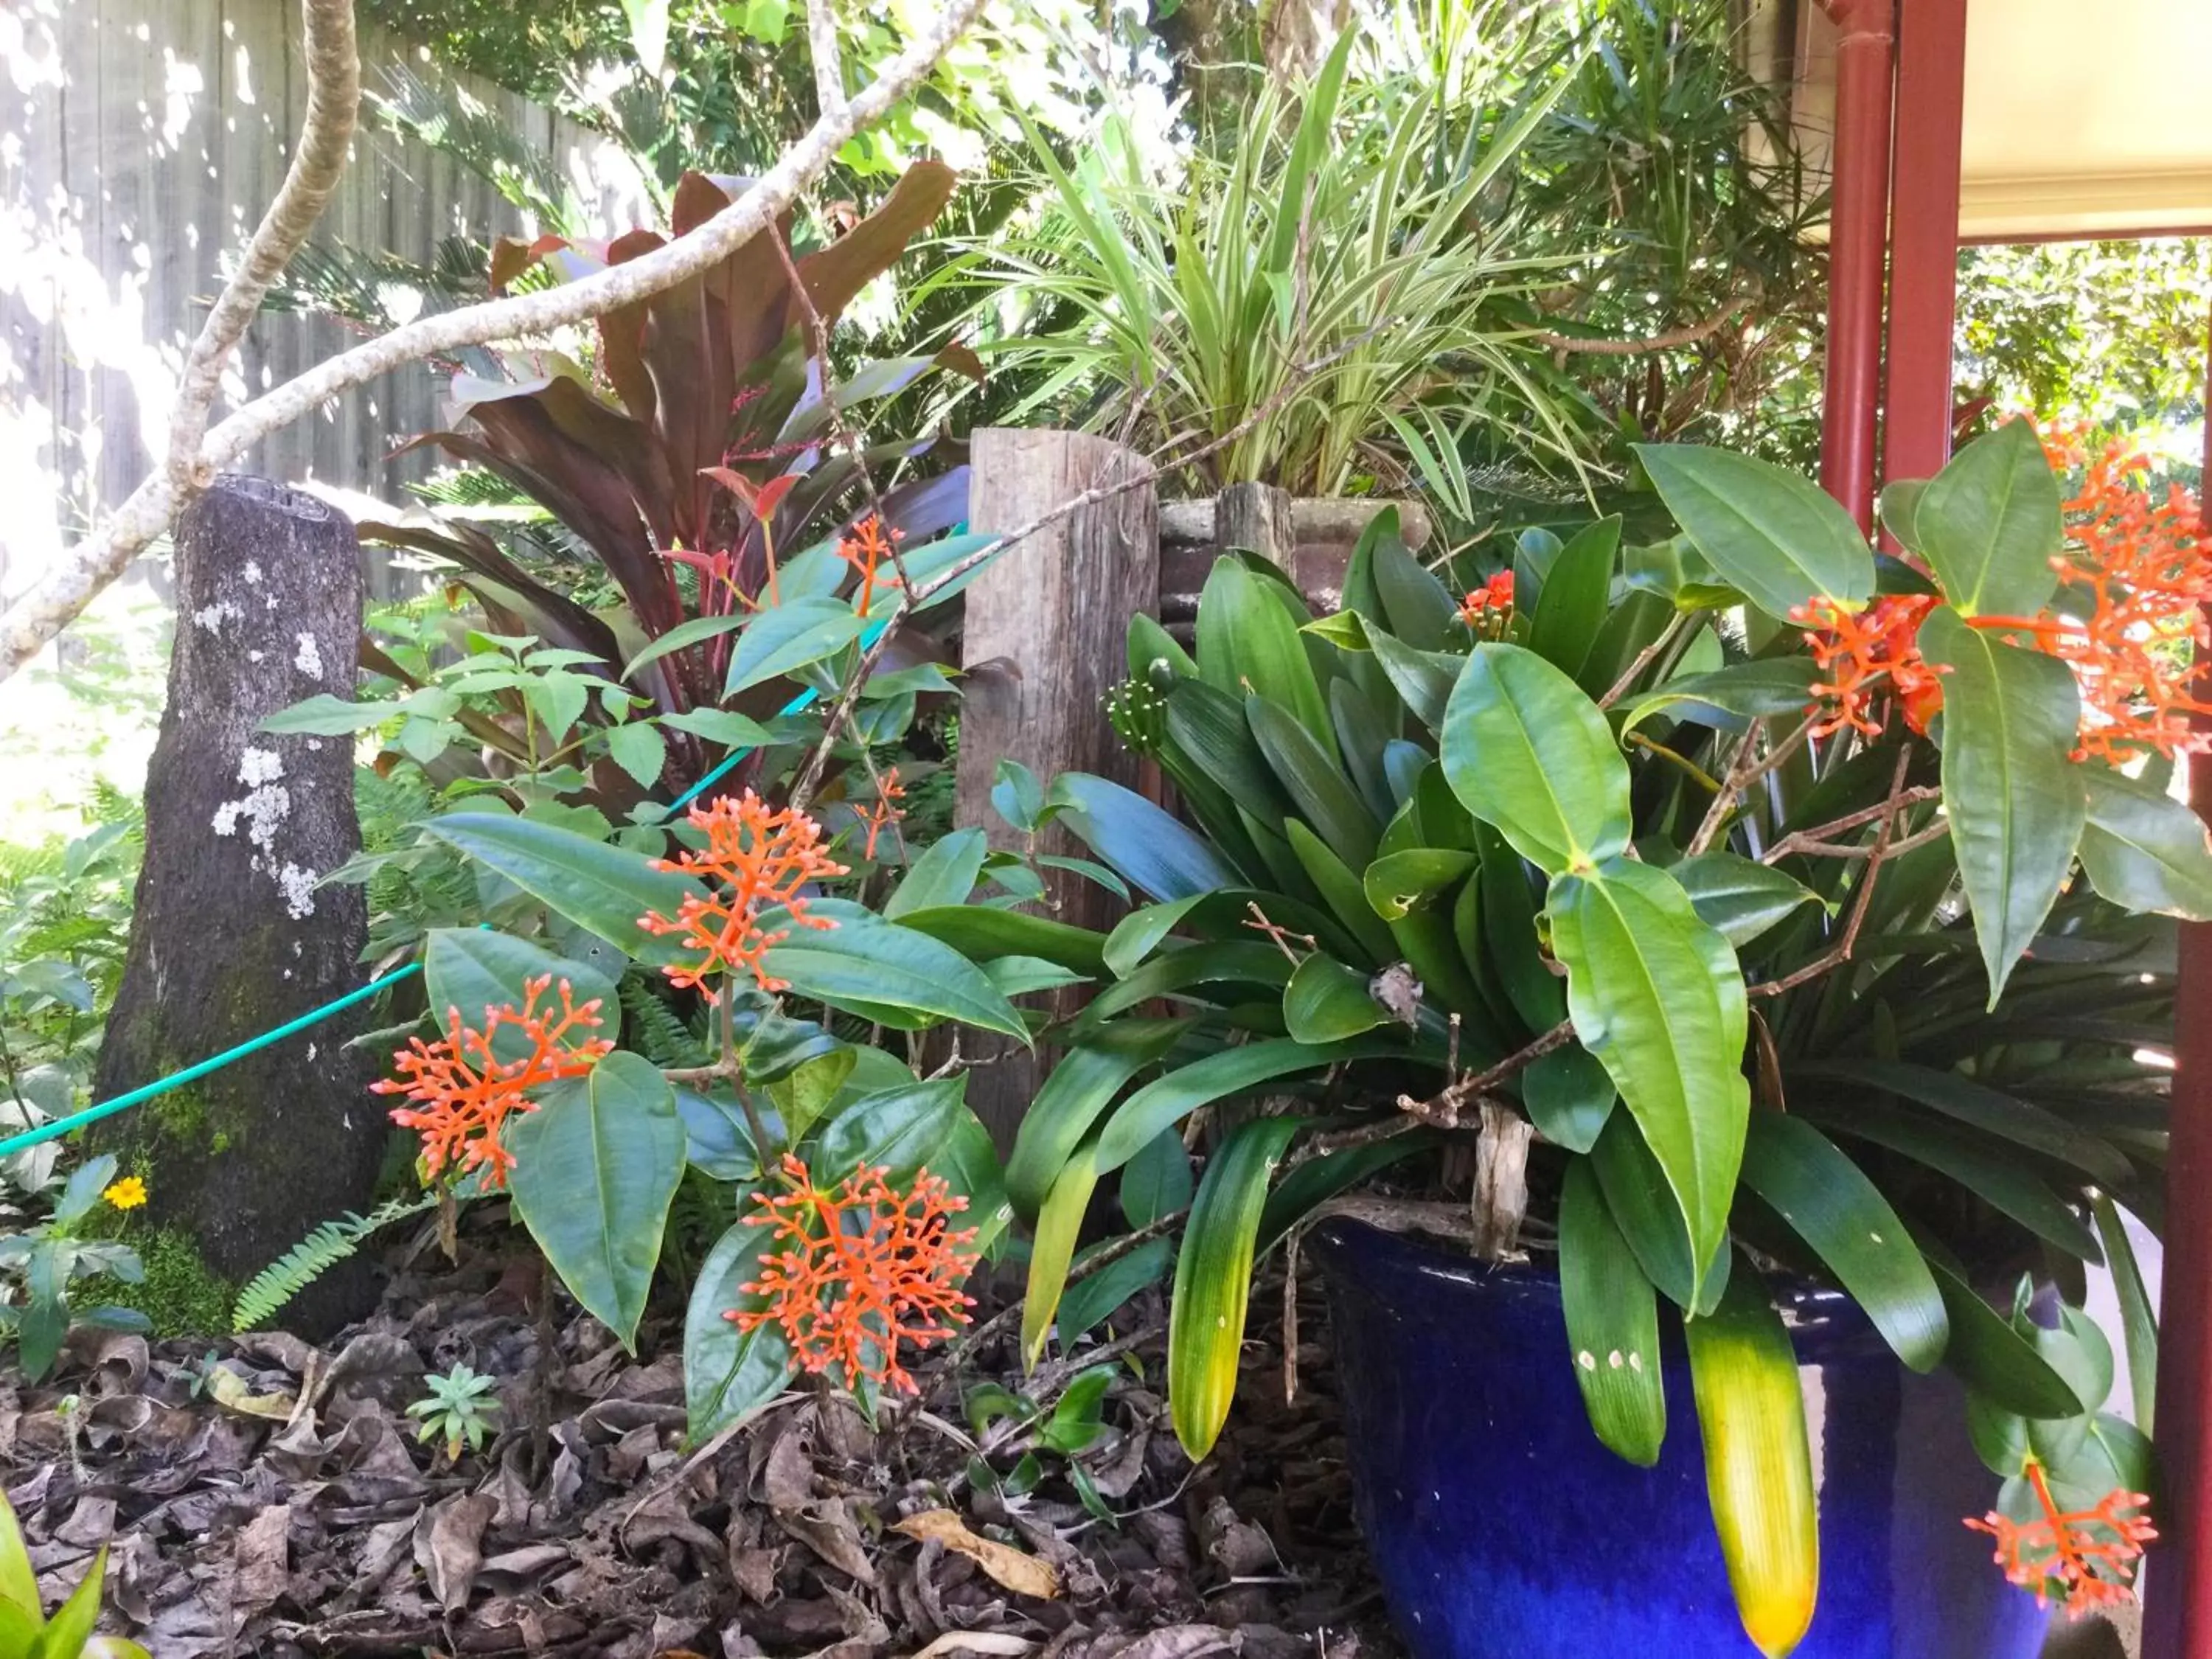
[{"x1": 92, "y1": 476, "x2": 384, "y2": 1337}]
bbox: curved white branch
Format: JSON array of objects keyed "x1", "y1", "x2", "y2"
[{"x1": 0, "y1": 0, "x2": 985, "y2": 682}]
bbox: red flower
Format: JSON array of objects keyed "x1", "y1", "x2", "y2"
[
  {"x1": 1966, "y1": 1464, "x2": 2155, "y2": 1618},
  {"x1": 639, "y1": 792, "x2": 849, "y2": 992},
  {"x1": 1793, "y1": 594, "x2": 1944, "y2": 739},
  {"x1": 372, "y1": 975, "x2": 613, "y2": 1187},
  {"x1": 1458, "y1": 571, "x2": 1515, "y2": 627},
  {"x1": 727, "y1": 1155, "x2": 979, "y2": 1393}
]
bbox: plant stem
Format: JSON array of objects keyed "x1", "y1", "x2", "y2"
[
  {"x1": 1599, "y1": 611, "x2": 1693, "y2": 710},
  {"x1": 717, "y1": 981, "x2": 779, "y2": 1166}
]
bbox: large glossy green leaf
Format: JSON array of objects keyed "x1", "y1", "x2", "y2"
[
  {"x1": 884, "y1": 828, "x2": 989, "y2": 918},
  {"x1": 1684, "y1": 1268, "x2": 1819, "y2": 1659},
  {"x1": 621, "y1": 610, "x2": 751, "y2": 680},
  {"x1": 2091, "y1": 1195, "x2": 2157, "y2": 1433},
  {"x1": 1521, "y1": 1045, "x2": 1615, "y2": 1153},
  {"x1": 1362, "y1": 849, "x2": 1477, "y2": 922},
  {"x1": 2079, "y1": 765, "x2": 2212, "y2": 920},
  {"x1": 1051, "y1": 773, "x2": 1239, "y2": 900},
  {"x1": 1926, "y1": 1257, "x2": 2087, "y2": 1418},
  {"x1": 1370, "y1": 524, "x2": 1459, "y2": 649},
  {"x1": 1023, "y1": 1141, "x2": 1101, "y2": 1367},
  {"x1": 1093, "y1": 1035, "x2": 1403, "y2": 1174},
  {"x1": 1104, "y1": 897, "x2": 1207, "y2": 978},
  {"x1": 1914, "y1": 419, "x2": 2063, "y2": 620},
  {"x1": 1196, "y1": 556, "x2": 1335, "y2": 757},
  {"x1": 1476, "y1": 824, "x2": 1558, "y2": 1032},
  {"x1": 1590, "y1": 1109, "x2": 1703, "y2": 1310},
  {"x1": 1003, "y1": 1025, "x2": 1187, "y2": 1220},
  {"x1": 1636, "y1": 443, "x2": 1875, "y2": 622},
  {"x1": 1918, "y1": 605, "x2": 2085, "y2": 1004},
  {"x1": 1284, "y1": 821, "x2": 1398, "y2": 964},
  {"x1": 1165, "y1": 680, "x2": 1294, "y2": 820},
  {"x1": 1169, "y1": 1116, "x2": 1300, "y2": 1458},
  {"x1": 892, "y1": 905, "x2": 1108, "y2": 978},
  {"x1": 1057, "y1": 1238, "x2": 1172, "y2": 1345},
  {"x1": 1441, "y1": 644, "x2": 1632, "y2": 874},
  {"x1": 1620, "y1": 659, "x2": 1820, "y2": 735},
  {"x1": 760, "y1": 899, "x2": 1027, "y2": 1040},
  {"x1": 1739, "y1": 1113, "x2": 1947, "y2": 1371},
  {"x1": 812, "y1": 1074, "x2": 967, "y2": 1184},
  {"x1": 509, "y1": 1051, "x2": 685, "y2": 1350},
  {"x1": 1559, "y1": 1160, "x2": 1664, "y2": 1466},
  {"x1": 1526, "y1": 516, "x2": 1620, "y2": 681},
  {"x1": 724, "y1": 597, "x2": 867, "y2": 695},
  {"x1": 422, "y1": 813, "x2": 704, "y2": 959},
  {"x1": 1283, "y1": 953, "x2": 1388, "y2": 1042},
  {"x1": 1248, "y1": 697, "x2": 1380, "y2": 869},
  {"x1": 422, "y1": 928, "x2": 621, "y2": 1053},
  {"x1": 685, "y1": 1220, "x2": 796, "y2": 1439},
  {"x1": 1549, "y1": 857, "x2": 1748, "y2": 1281},
  {"x1": 1083, "y1": 941, "x2": 1292, "y2": 1023},
  {"x1": 1670, "y1": 854, "x2": 1823, "y2": 949},
  {"x1": 1366, "y1": 627, "x2": 1462, "y2": 728}
]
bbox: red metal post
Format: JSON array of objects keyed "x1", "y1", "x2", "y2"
[
  {"x1": 1879, "y1": 0, "x2": 1969, "y2": 490},
  {"x1": 1816, "y1": 0, "x2": 1897, "y2": 532},
  {"x1": 2143, "y1": 312, "x2": 2212, "y2": 1659}
]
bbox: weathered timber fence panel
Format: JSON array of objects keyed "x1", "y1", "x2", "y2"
[{"x1": 0, "y1": 0, "x2": 641, "y2": 602}]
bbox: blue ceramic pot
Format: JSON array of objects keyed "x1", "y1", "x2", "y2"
[{"x1": 1307, "y1": 1218, "x2": 2050, "y2": 1659}]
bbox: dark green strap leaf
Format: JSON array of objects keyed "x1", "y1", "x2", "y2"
[
  {"x1": 1023, "y1": 1141, "x2": 1102, "y2": 1368},
  {"x1": 1560, "y1": 1159, "x2": 1666, "y2": 1467},
  {"x1": 1526, "y1": 515, "x2": 1621, "y2": 681}
]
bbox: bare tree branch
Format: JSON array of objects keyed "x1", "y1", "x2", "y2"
[
  {"x1": 807, "y1": 0, "x2": 846, "y2": 117},
  {"x1": 0, "y1": 0, "x2": 990, "y2": 683},
  {"x1": 166, "y1": 0, "x2": 361, "y2": 495}
]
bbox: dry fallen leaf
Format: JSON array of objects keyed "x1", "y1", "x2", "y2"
[
  {"x1": 908, "y1": 1633, "x2": 1036, "y2": 1659},
  {"x1": 203, "y1": 1366, "x2": 296, "y2": 1422},
  {"x1": 892, "y1": 1511, "x2": 1060, "y2": 1601}
]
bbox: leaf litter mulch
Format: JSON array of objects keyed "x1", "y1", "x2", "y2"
[{"x1": 0, "y1": 1214, "x2": 1401, "y2": 1659}]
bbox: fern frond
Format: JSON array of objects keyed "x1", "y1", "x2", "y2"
[
  {"x1": 232, "y1": 1192, "x2": 439, "y2": 1332},
  {"x1": 620, "y1": 972, "x2": 710, "y2": 1068}
]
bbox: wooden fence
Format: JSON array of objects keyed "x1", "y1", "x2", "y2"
[{"x1": 0, "y1": 0, "x2": 644, "y2": 600}]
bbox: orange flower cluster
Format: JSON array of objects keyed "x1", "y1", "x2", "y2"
[
  {"x1": 639, "y1": 792, "x2": 848, "y2": 993},
  {"x1": 1793, "y1": 594, "x2": 1944, "y2": 739},
  {"x1": 727, "y1": 1154, "x2": 979, "y2": 1393},
  {"x1": 1966, "y1": 1465, "x2": 2155, "y2": 1618},
  {"x1": 372, "y1": 975, "x2": 613, "y2": 1188},
  {"x1": 2017, "y1": 427, "x2": 2212, "y2": 762},
  {"x1": 1459, "y1": 571, "x2": 1514, "y2": 630},
  {"x1": 838, "y1": 514, "x2": 905, "y2": 615},
  {"x1": 858, "y1": 767, "x2": 906, "y2": 860}
]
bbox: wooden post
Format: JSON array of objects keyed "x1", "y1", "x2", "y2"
[
  {"x1": 92, "y1": 476, "x2": 384, "y2": 1336},
  {"x1": 955, "y1": 430, "x2": 1158, "y2": 1150},
  {"x1": 1215, "y1": 481, "x2": 1295, "y2": 568}
]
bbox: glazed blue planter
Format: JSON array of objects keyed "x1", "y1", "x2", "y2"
[{"x1": 1307, "y1": 1219, "x2": 2050, "y2": 1659}]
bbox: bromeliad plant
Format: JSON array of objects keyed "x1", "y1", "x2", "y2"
[{"x1": 961, "y1": 417, "x2": 2202, "y2": 1653}]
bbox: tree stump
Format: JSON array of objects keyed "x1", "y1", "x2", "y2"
[
  {"x1": 956, "y1": 430, "x2": 1158, "y2": 1150},
  {"x1": 93, "y1": 476, "x2": 383, "y2": 1337}
]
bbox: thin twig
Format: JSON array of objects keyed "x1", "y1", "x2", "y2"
[
  {"x1": 1747, "y1": 746, "x2": 1917, "y2": 999},
  {"x1": 1760, "y1": 786, "x2": 1941, "y2": 864},
  {"x1": 1687, "y1": 711, "x2": 1819, "y2": 857},
  {"x1": 1598, "y1": 611, "x2": 1692, "y2": 710}
]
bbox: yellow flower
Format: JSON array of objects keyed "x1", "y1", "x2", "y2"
[{"x1": 102, "y1": 1175, "x2": 148, "y2": 1211}]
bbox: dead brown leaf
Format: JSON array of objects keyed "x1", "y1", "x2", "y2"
[
  {"x1": 894, "y1": 1512, "x2": 1060, "y2": 1601},
  {"x1": 415, "y1": 1490, "x2": 495, "y2": 1613}
]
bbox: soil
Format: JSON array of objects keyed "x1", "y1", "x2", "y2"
[{"x1": 0, "y1": 1206, "x2": 1400, "y2": 1659}]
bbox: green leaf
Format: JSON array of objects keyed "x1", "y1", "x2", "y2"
[
  {"x1": 38, "y1": 1544, "x2": 110, "y2": 1659},
  {"x1": 1284, "y1": 821, "x2": 1397, "y2": 964},
  {"x1": 885, "y1": 828, "x2": 989, "y2": 918},
  {"x1": 658, "y1": 706, "x2": 776, "y2": 749},
  {"x1": 1005, "y1": 1028, "x2": 1183, "y2": 1219},
  {"x1": 765, "y1": 1048, "x2": 856, "y2": 1146},
  {"x1": 1879, "y1": 479, "x2": 1927, "y2": 552},
  {"x1": 1169, "y1": 1116, "x2": 1300, "y2": 1458},
  {"x1": 1196, "y1": 557, "x2": 1334, "y2": 757},
  {"x1": 1683, "y1": 1268, "x2": 1819, "y2": 1659},
  {"x1": 1283, "y1": 953, "x2": 1387, "y2": 1042},
  {"x1": 1366, "y1": 626, "x2": 1463, "y2": 728},
  {"x1": 1057, "y1": 1239, "x2": 1172, "y2": 1344},
  {"x1": 1926, "y1": 1256, "x2": 2087, "y2": 1418},
  {"x1": 1248, "y1": 697, "x2": 1379, "y2": 869},
  {"x1": 1023, "y1": 1141, "x2": 1100, "y2": 1367},
  {"x1": 1164, "y1": 681, "x2": 1294, "y2": 821},
  {"x1": 685, "y1": 1219, "x2": 796, "y2": 1439},
  {"x1": 811, "y1": 1074, "x2": 969, "y2": 1186},
  {"x1": 1670, "y1": 854, "x2": 1824, "y2": 948},
  {"x1": 933, "y1": 1108, "x2": 1013, "y2": 1258},
  {"x1": 1362, "y1": 849, "x2": 1476, "y2": 922},
  {"x1": 1548, "y1": 858, "x2": 1748, "y2": 1282},
  {"x1": 422, "y1": 928, "x2": 620, "y2": 1054},
  {"x1": 1739, "y1": 1113, "x2": 1947, "y2": 1371},
  {"x1": 0, "y1": 1495, "x2": 34, "y2": 1619},
  {"x1": 1635, "y1": 443, "x2": 1876, "y2": 622},
  {"x1": 422, "y1": 813, "x2": 703, "y2": 960},
  {"x1": 259, "y1": 692, "x2": 412, "y2": 736},
  {"x1": 1620, "y1": 659, "x2": 1820, "y2": 735},
  {"x1": 1799, "y1": 1060, "x2": 2129, "y2": 1186},
  {"x1": 893, "y1": 905, "x2": 1108, "y2": 978},
  {"x1": 1559, "y1": 1160, "x2": 1665, "y2": 1466},
  {"x1": 2092, "y1": 1194, "x2": 2157, "y2": 1434},
  {"x1": 1590, "y1": 1110, "x2": 1699, "y2": 1310},
  {"x1": 2079, "y1": 765, "x2": 2212, "y2": 920},
  {"x1": 605, "y1": 720, "x2": 667, "y2": 788},
  {"x1": 761, "y1": 900, "x2": 1028, "y2": 1040},
  {"x1": 1476, "y1": 824, "x2": 1558, "y2": 1032},
  {"x1": 1526, "y1": 516, "x2": 1620, "y2": 681},
  {"x1": 1104, "y1": 897, "x2": 1206, "y2": 978},
  {"x1": 1442, "y1": 644, "x2": 1632, "y2": 875},
  {"x1": 1915, "y1": 418, "x2": 2063, "y2": 619},
  {"x1": 1918, "y1": 605, "x2": 2086, "y2": 1003},
  {"x1": 508, "y1": 1051, "x2": 685, "y2": 1350},
  {"x1": 724, "y1": 598, "x2": 866, "y2": 696},
  {"x1": 1370, "y1": 524, "x2": 1460, "y2": 649},
  {"x1": 991, "y1": 758, "x2": 1046, "y2": 833},
  {"x1": 1051, "y1": 773, "x2": 1239, "y2": 901},
  {"x1": 1093, "y1": 1035, "x2": 1404, "y2": 1175},
  {"x1": 621, "y1": 612, "x2": 750, "y2": 681},
  {"x1": 1120, "y1": 1129, "x2": 1194, "y2": 1227},
  {"x1": 983, "y1": 956, "x2": 1091, "y2": 998},
  {"x1": 1521, "y1": 1045, "x2": 1615, "y2": 1153}
]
